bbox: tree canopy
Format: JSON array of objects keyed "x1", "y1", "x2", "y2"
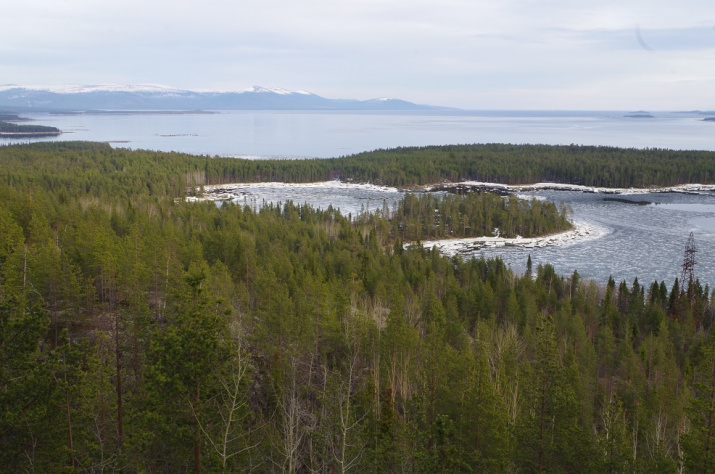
[{"x1": 0, "y1": 142, "x2": 713, "y2": 472}]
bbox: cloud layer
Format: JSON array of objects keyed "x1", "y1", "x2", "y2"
[{"x1": 3, "y1": 0, "x2": 715, "y2": 109}]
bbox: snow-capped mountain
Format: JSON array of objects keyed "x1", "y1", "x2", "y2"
[{"x1": 0, "y1": 85, "x2": 450, "y2": 111}]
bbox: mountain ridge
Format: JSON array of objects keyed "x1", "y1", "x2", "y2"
[{"x1": 0, "y1": 84, "x2": 453, "y2": 112}]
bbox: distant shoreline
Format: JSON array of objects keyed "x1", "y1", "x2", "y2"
[
  {"x1": 0, "y1": 117, "x2": 62, "y2": 137},
  {"x1": 193, "y1": 180, "x2": 715, "y2": 202},
  {"x1": 48, "y1": 110, "x2": 217, "y2": 116},
  {"x1": 422, "y1": 181, "x2": 715, "y2": 196},
  {"x1": 0, "y1": 131, "x2": 62, "y2": 138}
]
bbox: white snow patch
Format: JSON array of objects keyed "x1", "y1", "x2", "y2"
[
  {"x1": 425, "y1": 181, "x2": 715, "y2": 195},
  {"x1": 515, "y1": 193, "x2": 546, "y2": 201},
  {"x1": 246, "y1": 86, "x2": 312, "y2": 95},
  {"x1": 0, "y1": 84, "x2": 316, "y2": 96},
  {"x1": 187, "y1": 180, "x2": 400, "y2": 203},
  {"x1": 413, "y1": 220, "x2": 608, "y2": 256},
  {"x1": 0, "y1": 84, "x2": 181, "y2": 94},
  {"x1": 188, "y1": 180, "x2": 611, "y2": 254}
]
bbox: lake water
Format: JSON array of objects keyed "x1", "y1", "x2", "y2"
[
  {"x1": 481, "y1": 190, "x2": 715, "y2": 287},
  {"x1": 204, "y1": 182, "x2": 715, "y2": 287},
  {"x1": 3, "y1": 109, "x2": 715, "y2": 157},
  {"x1": 3, "y1": 109, "x2": 715, "y2": 286}
]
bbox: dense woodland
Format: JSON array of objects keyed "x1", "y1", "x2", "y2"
[
  {"x1": 0, "y1": 121, "x2": 61, "y2": 135},
  {"x1": 3, "y1": 141, "x2": 715, "y2": 192},
  {"x1": 1, "y1": 142, "x2": 715, "y2": 472},
  {"x1": 351, "y1": 192, "x2": 571, "y2": 243}
]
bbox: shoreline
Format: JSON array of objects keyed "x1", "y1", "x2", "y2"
[
  {"x1": 189, "y1": 180, "x2": 712, "y2": 255},
  {"x1": 194, "y1": 179, "x2": 715, "y2": 201},
  {"x1": 411, "y1": 220, "x2": 607, "y2": 256},
  {"x1": 423, "y1": 181, "x2": 715, "y2": 196},
  {"x1": 190, "y1": 181, "x2": 612, "y2": 254},
  {"x1": 187, "y1": 180, "x2": 401, "y2": 202},
  {"x1": 0, "y1": 131, "x2": 62, "y2": 138}
]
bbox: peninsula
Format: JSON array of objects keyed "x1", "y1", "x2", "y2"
[{"x1": 0, "y1": 120, "x2": 61, "y2": 138}]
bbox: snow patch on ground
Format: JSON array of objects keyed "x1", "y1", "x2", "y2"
[
  {"x1": 514, "y1": 193, "x2": 546, "y2": 201},
  {"x1": 412, "y1": 220, "x2": 608, "y2": 256},
  {"x1": 189, "y1": 181, "x2": 610, "y2": 254},
  {"x1": 186, "y1": 180, "x2": 400, "y2": 202},
  {"x1": 425, "y1": 181, "x2": 715, "y2": 195}
]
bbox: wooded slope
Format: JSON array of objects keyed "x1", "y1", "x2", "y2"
[{"x1": 1, "y1": 142, "x2": 714, "y2": 472}]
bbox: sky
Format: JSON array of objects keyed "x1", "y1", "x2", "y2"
[{"x1": 2, "y1": 0, "x2": 715, "y2": 110}]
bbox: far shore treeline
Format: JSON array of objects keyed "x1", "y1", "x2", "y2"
[
  {"x1": 1, "y1": 141, "x2": 714, "y2": 194},
  {"x1": 1, "y1": 141, "x2": 715, "y2": 472},
  {"x1": 0, "y1": 120, "x2": 61, "y2": 136}
]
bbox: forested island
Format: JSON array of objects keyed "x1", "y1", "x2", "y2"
[
  {"x1": 0, "y1": 119, "x2": 61, "y2": 137},
  {"x1": 1, "y1": 141, "x2": 715, "y2": 472}
]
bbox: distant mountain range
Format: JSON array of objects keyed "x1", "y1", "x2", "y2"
[{"x1": 0, "y1": 85, "x2": 452, "y2": 112}]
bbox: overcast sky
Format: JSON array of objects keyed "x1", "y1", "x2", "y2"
[{"x1": 3, "y1": 0, "x2": 715, "y2": 110}]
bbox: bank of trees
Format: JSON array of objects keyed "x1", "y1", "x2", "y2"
[
  {"x1": 3, "y1": 142, "x2": 714, "y2": 194},
  {"x1": 358, "y1": 192, "x2": 572, "y2": 241},
  {"x1": 1, "y1": 142, "x2": 715, "y2": 472},
  {"x1": 199, "y1": 144, "x2": 715, "y2": 188},
  {"x1": 0, "y1": 121, "x2": 61, "y2": 134},
  {"x1": 323, "y1": 144, "x2": 715, "y2": 187}
]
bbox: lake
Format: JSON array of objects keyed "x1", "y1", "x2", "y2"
[{"x1": 2, "y1": 109, "x2": 715, "y2": 157}]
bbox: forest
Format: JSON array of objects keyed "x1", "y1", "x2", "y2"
[
  {"x1": 0, "y1": 121, "x2": 61, "y2": 136},
  {"x1": 351, "y1": 191, "x2": 571, "y2": 243},
  {"x1": 1, "y1": 141, "x2": 715, "y2": 472},
  {"x1": 4, "y1": 141, "x2": 715, "y2": 193}
]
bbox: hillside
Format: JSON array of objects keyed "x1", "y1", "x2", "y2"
[
  {"x1": 0, "y1": 84, "x2": 452, "y2": 111},
  {"x1": 0, "y1": 142, "x2": 713, "y2": 472}
]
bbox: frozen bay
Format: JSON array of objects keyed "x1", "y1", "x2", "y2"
[{"x1": 197, "y1": 181, "x2": 715, "y2": 287}]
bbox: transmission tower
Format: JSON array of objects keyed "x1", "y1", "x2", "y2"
[{"x1": 680, "y1": 231, "x2": 697, "y2": 294}]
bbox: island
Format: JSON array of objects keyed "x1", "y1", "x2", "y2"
[{"x1": 0, "y1": 120, "x2": 61, "y2": 138}]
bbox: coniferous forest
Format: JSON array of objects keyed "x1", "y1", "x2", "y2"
[{"x1": 1, "y1": 141, "x2": 715, "y2": 472}]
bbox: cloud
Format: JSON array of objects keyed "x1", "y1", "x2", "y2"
[{"x1": 2, "y1": 0, "x2": 715, "y2": 109}]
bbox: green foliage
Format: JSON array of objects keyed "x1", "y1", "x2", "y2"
[
  {"x1": 683, "y1": 340, "x2": 715, "y2": 472},
  {"x1": 2, "y1": 142, "x2": 713, "y2": 205},
  {"x1": 0, "y1": 142, "x2": 713, "y2": 471},
  {"x1": 354, "y1": 192, "x2": 571, "y2": 243},
  {"x1": 0, "y1": 120, "x2": 60, "y2": 134}
]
